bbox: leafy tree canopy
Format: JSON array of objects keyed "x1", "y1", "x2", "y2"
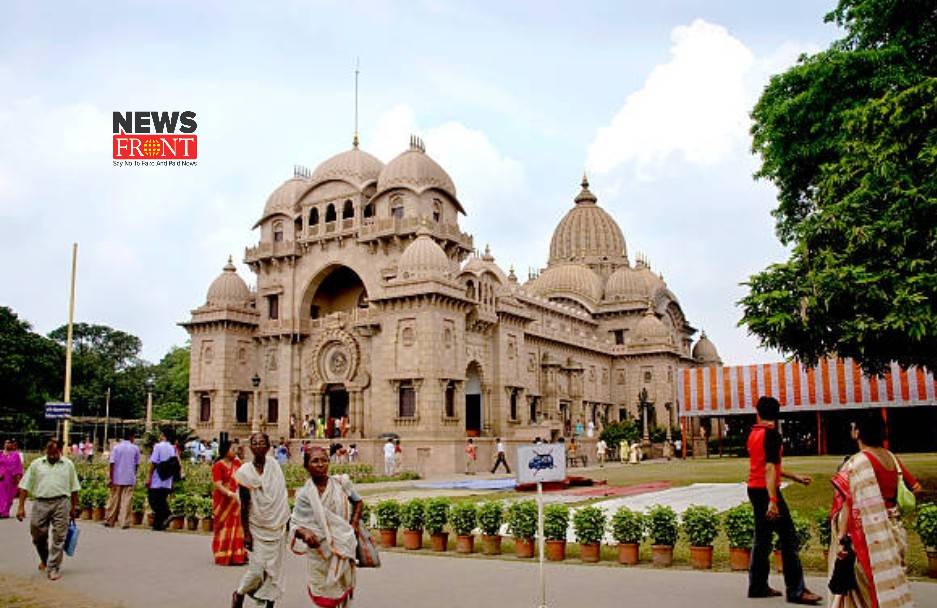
[
  {"x1": 0, "y1": 307, "x2": 63, "y2": 427},
  {"x1": 742, "y1": 0, "x2": 937, "y2": 373},
  {"x1": 152, "y1": 345, "x2": 190, "y2": 421}
]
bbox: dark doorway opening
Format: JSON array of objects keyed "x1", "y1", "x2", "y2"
[
  {"x1": 325, "y1": 385, "x2": 348, "y2": 420},
  {"x1": 465, "y1": 395, "x2": 481, "y2": 436}
]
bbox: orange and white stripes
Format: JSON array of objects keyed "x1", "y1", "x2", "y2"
[{"x1": 677, "y1": 359, "x2": 937, "y2": 417}]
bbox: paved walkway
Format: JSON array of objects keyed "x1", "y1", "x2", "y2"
[{"x1": 1, "y1": 518, "x2": 935, "y2": 608}]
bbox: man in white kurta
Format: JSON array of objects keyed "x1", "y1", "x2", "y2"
[{"x1": 233, "y1": 433, "x2": 290, "y2": 608}]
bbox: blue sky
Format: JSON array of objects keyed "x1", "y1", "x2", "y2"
[{"x1": 0, "y1": 1, "x2": 841, "y2": 363}]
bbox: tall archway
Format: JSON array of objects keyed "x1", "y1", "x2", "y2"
[
  {"x1": 304, "y1": 265, "x2": 369, "y2": 319},
  {"x1": 465, "y1": 361, "x2": 483, "y2": 436}
]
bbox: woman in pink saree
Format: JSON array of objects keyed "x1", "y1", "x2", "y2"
[
  {"x1": 829, "y1": 414, "x2": 922, "y2": 608},
  {"x1": 0, "y1": 439, "x2": 24, "y2": 518}
]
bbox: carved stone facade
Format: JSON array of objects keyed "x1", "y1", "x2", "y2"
[{"x1": 181, "y1": 138, "x2": 722, "y2": 460}]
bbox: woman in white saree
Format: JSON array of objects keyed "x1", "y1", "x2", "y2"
[{"x1": 291, "y1": 446, "x2": 363, "y2": 607}]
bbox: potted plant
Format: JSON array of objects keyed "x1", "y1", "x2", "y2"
[
  {"x1": 543, "y1": 504, "x2": 570, "y2": 561},
  {"x1": 813, "y1": 508, "x2": 831, "y2": 561},
  {"x1": 507, "y1": 500, "x2": 537, "y2": 558},
  {"x1": 610, "y1": 506, "x2": 644, "y2": 565},
  {"x1": 646, "y1": 505, "x2": 678, "y2": 567},
  {"x1": 682, "y1": 505, "x2": 720, "y2": 569},
  {"x1": 572, "y1": 506, "x2": 606, "y2": 563},
  {"x1": 91, "y1": 486, "x2": 107, "y2": 521},
  {"x1": 184, "y1": 494, "x2": 200, "y2": 531},
  {"x1": 724, "y1": 504, "x2": 755, "y2": 571},
  {"x1": 913, "y1": 503, "x2": 937, "y2": 578},
  {"x1": 169, "y1": 494, "x2": 186, "y2": 530},
  {"x1": 478, "y1": 501, "x2": 505, "y2": 555},
  {"x1": 451, "y1": 502, "x2": 478, "y2": 554},
  {"x1": 198, "y1": 496, "x2": 214, "y2": 532},
  {"x1": 425, "y1": 498, "x2": 450, "y2": 552},
  {"x1": 400, "y1": 498, "x2": 426, "y2": 550},
  {"x1": 78, "y1": 487, "x2": 94, "y2": 520},
  {"x1": 131, "y1": 490, "x2": 147, "y2": 526},
  {"x1": 375, "y1": 500, "x2": 401, "y2": 548}
]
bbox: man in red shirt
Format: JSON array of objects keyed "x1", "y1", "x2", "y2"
[{"x1": 746, "y1": 397, "x2": 821, "y2": 605}]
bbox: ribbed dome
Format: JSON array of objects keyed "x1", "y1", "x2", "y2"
[
  {"x1": 605, "y1": 262, "x2": 666, "y2": 301},
  {"x1": 310, "y1": 146, "x2": 384, "y2": 189},
  {"x1": 398, "y1": 228, "x2": 450, "y2": 278},
  {"x1": 462, "y1": 245, "x2": 507, "y2": 283},
  {"x1": 206, "y1": 257, "x2": 251, "y2": 306},
  {"x1": 376, "y1": 137, "x2": 460, "y2": 206},
  {"x1": 256, "y1": 176, "x2": 309, "y2": 227},
  {"x1": 548, "y1": 176, "x2": 627, "y2": 266},
  {"x1": 529, "y1": 263, "x2": 603, "y2": 302},
  {"x1": 692, "y1": 332, "x2": 722, "y2": 364},
  {"x1": 630, "y1": 305, "x2": 671, "y2": 346}
]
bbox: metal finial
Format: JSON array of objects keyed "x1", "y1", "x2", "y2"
[
  {"x1": 353, "y1": 57, "x2": 360, "y2": 148},
  {"x1": 581, "y1": 172, "x2": 589, "y2": 189}
]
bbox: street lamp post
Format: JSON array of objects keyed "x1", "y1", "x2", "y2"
[
  {"x1": 251, "y1": 373, "x2": 261, "y2": 432},
  {"x1": 145, "y1": 376, "x2": 155, "y2": 432}
]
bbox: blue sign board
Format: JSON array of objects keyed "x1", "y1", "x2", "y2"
[{"x1": 45, "y1": 402, "x2": 72, "y2": 419}]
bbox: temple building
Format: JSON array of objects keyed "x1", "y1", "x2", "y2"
[{"x1": 181, "y1": 136, "x2": 721, "y2": 471}]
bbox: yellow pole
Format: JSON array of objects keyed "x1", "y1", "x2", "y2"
[{"x1": 62, "y1": 243, "x2": 78, "y2": 446}]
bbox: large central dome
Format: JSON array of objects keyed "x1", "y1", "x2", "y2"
[
  {"x1": 548, "y1": 176, "x2": 627, "y2": 267},
  {"x1": 310, "y1": 145, "x2": 384, "y2": 189}
]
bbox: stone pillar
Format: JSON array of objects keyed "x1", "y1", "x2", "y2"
[{"x1": 483, "y1": 384, "x2": 493, "y2": 436}]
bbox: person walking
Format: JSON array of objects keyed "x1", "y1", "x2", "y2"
[
  {"x1": 746, "y1": 396, "x2": 821, "y2": 604},
  {"x1": 464, "y1": 438, "x2": 477, "y2": 475},
  {"x1": 491, "y1": 438, "x2": 511, "y2": 474},
  {"x1": 274, "y1": 438, "x2": 289, "y2": 466},
  {"x1": 232, "y1": 433, "x2": 290, "y2": 608},
  {"x1": 147, "y1": 430, "x2": 178, "y2": 531},
  {"x1": 618, "y1": 440, "x2": 629, "y2": 464},
  {"x1": 828, "y1": 413, "x2": 921, "y2": 608},
  {"x1": 15, "y1": 438, "x2": 80, "y2": 580},
  {"x1": 291, "y1": 446, "x2": 362, "y2": 607},
  {"x1": 212, "y1": 439, "x2": 247, "y2": 566},
  {"x1": 382, "y1": 438, "x2": 395, "y2": 476},
  {"x1": 596, "y1": 438, "x2": 607, "y2": 467},
  {"x1": 105, "y1": 430, "x2": 140, "y2": 529},
  {"x1": 0, "y1": 439, "x2": 24, "y2": 518},
  {"x1": 394, "y1": 439, "x2": 402, "y2": 474}
]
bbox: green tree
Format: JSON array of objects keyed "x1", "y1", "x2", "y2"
[
  {"x1": 742, "y1": 0, "x2": 937, "y2": 373},
  {"x1": 0, "y1": 307, "x2": 63, "y2": 428},
  {"x1": 152, "y1": 345, "x2": 190, "y2": 421}
]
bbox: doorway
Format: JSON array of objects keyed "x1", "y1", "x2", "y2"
[
  {"x1": 465, "y1": 362, "x2": 483, "y2": 436},
  {"x1": 325, "y1": 385, "x2": 348, "y2": 420}
]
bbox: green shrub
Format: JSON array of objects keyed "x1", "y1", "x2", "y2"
[
  {"x1": 812, "y1": 508, "x2": 831, "y2": 548},
  {"x1": 131, "y1": 489, "x2": 147, "y2": 513},
  {"x1": 572, "y1": 506, "x2": 606, "y2": 545},
  {"x1": 360, "y1": 501, "x2": 372, "y2": 528},
  {"x1": 91, "y1": 486, "x2": 108, "y2": 509},
  {"x1": 450, "y1": 502, "x2": 478, "y2": 536},
  {"x1": 646, "y1": 505, "x2": 678, "y2": 546},
  {"x1": 914, "y1": 503, "x2": 937, "y2": 548},
  {"x1": 425, "y1": 498, "x2": 450, "y2": 534},
  {"x1": 723, "y1": 504, "x2": 755, "y2": 549},
  {"x1": 543, "y1": 504, "x2": 570, "y2": 541},
  {"x1": 78, "y1": 487, "x2": 94, "y2": 510},
  {"x1": 375, "y1": 500, "x2": 401, "y2": 530},
  {"x1": 599, "y1": 420, "x2": 639, "y2": 451},
  {"x1": 610, "y1": 507, "x2": 645, "y2": 544},
  {"x1": 183, "y1": 494, "x2": 200, "y2": 518},
  {"x1": 197, "y1": 496, "x2": 214, "y2": 519},
  {"x1": 169, "y1": 494, "x2": 186, "y2": 516},
  {"x1": 478, "y1": 501, "x2": 504, "y2": 536},
  {"x1": 773, "y1": 511, "x2": 812, "y2": 551},
  {"x1": 682, "y1": 505, "x2": 720, "y2": 547},
  {"x1": 506, "y1": 500, "x2": 538, "y2": 540},
  {"x1": 400, "y1": 498, "x2": 426, "y2": 531}
]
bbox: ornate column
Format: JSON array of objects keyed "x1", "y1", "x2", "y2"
[{"x1": 482, "y1": 384, "x2": 493, "y2": 435}]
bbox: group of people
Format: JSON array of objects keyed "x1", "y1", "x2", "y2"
[{"x1": 302, "y1": 414, "x2": 351, "y2": 440}]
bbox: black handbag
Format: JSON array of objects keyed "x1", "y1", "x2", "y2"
[{"x1": 828, "y1": 535, "x2": 858, "y2": 595}]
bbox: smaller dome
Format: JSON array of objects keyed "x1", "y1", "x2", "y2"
[
  {"x1": 207, "y1": 257, "x2": 251, "y2": 306},
  {"x1": 398, "y1": 227, "x2": 450, "y2": 278},
  {"x1": 310, "y1": 145, "x2": 384, "y2": 190},
  {"x1": 255, "y1": 175, "x2": 309, "y2": 228},
  {"x1": 605, "y1": 262, "x2": 666, "y2": 301},
  {"x1": 462, "y1": 245, "x2": 507, "y2": 283},
  {"x1": 529, "y1": 263, "x2": 603, "y2": 303},
  {"x1": 692, "y1": 331, "x2": 722, "y2": 364},
  {"x1": 376, "y1": 136, "x2": 461, "y2": 210},
  {"x1": 630, "y1": 304, "x2": 671, "y2": 346}
]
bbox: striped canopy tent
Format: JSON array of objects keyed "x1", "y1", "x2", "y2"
[{"x1": 677, "y1": 358, "x2": 937, "y2": 417}]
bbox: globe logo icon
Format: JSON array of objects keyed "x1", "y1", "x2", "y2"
[{"x1": 142, "y1": 139, "x2": 162, "y2": 157}]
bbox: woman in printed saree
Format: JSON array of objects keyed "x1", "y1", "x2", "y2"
[
  {"x1": 291, "y1": 446, "x2": 363, "y2": 607},
  {"x1": 829, "y1": 414, "x2": 922, "y2": 608},
  {"x1": 212, "y1": 439, "x2": 247, "y2": 566},
  {"x1": 0, "y1": 439, "x2": 24, "y2": 518}
]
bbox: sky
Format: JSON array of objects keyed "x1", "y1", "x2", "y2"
[{"x1": 0, "y1": 1, "x2": 842, "y2": 365}]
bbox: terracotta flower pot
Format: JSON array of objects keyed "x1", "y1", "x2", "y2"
[
  {"x1": 403, "y1": 529, "x2": 423, "y2": 550},
  {"x1": 617, "y1": 543, "x2": 639, "y2": 565},
  {"x1": 729, "y1": 547, "x2": 751, "y2": 571},
  {"x1": 170, "y1": 517, "x2": 184, "y2": 530},
  {"x1": 186, "y1": 517, "x2": 199, "y2": 531},
  {"x1": 774, "y1": 549, "x2": 783, "y2": 573},
  {"x1": 430, "y1": 532, "x2": 449, "y2": 552},
  {"x1": 545, "y1": 540, "x2": 566, "y2": 561},
  {"x1": 926, "y1": 550, "x2": 937, "y2": 579},
  {"x1": 689, "y1": 546, "x2": 714, "y2": 569},
  {"x1": 456, "y1": 535, "x2": 475, "y2": 554},
  {"x1": 651, "y1": 544, "x2": 674, "y2": 567},
  {"x1": 515, "y1": 537, "x2": 535, "y2": 558},
  {"x1": 482, "y1": 534, "x2": 502, "y2": 556},
  {"x1": 146, "y1": 512, "x2": 155, "y2": 527},
  {"x1": 201, "y1": 517, "x2": 213, "y2": 532},
  {"x1": 92, "y1": 507, "x2": 105, "y2": 521},
  {"x1": 379, "y1": 529, "x2": 397, "y2": 548},
  {"x1": 132, "y1": 511, "x2": 144, "y2": 526},
  {"x1": 580, "y1": 542, "x2": 601, "y2": 563},
  {"x1": 81, "y1": 508, "x2": 92, "y2": 520}
]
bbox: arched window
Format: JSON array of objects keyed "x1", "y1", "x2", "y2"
[
  {"x1": 466, "y1": 280, "x2": 476, "y2": 300},
  {"x1": 342, "y1": 199, "x2": 354, "y2": 219},
  {"x1": 433, "y1": 199, "x2": 442, "y2": 223},
  {"x1": 390, "y1": 194, "x2": 404, "y2": 219},
  {"x1": 325, "y1": 204, "x2": 336, "y2": 222},
  {"x1": 309, "y1": 208, "x2": 319, "y2": 225},
  {"x1": 363, "y1": 203, "x2": 374, "y2": 218},
  {"x1": 273, "y1": 221, "x2": 284, "y2": 243},
  {"x1": 294, "y1": 217, "x2": 303, "y2": 235}
]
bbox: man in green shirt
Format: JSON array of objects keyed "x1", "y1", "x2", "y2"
[{"x1": 16, "y1": 438, "x2": 81, "y2": 581}]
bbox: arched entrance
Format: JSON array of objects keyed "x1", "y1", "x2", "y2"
[
  {"x1": 324, "y1": 384, "x2": 348, "y2": 420},
  {"x1": 304, "y1": 265, "x2": 369, "y2": 320},
  {"x1": 465, "y1": 362, "x2": 483, "y2": 437}
]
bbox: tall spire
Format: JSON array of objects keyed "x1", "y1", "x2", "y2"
[{"x1": 353, "y1": 57, "x2": 360, "y2": 148}]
